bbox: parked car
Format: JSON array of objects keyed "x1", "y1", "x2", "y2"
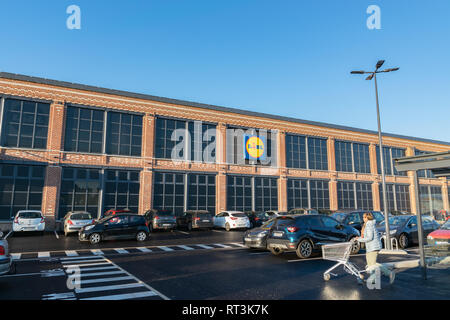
[
  {"x1": 103, "y1": 208, "x2": 132, "y2": 218},
  {"x1": 12, "y1": 210, "x2": 45, "y2": 235},
  {"x1": 243, "y1": 218, "x2": 278, "y2": 250},
  {"x1": 63, "y1": 211, "x2": 96, "y2": 236},
  {"x1": 266, "y1": 214, "x2": 360, "y2": 259},
  {"x1": 331, "y1": 210, "x2": 385, "y2": 232},
  {"x1": 177, "y1": 210, "x2": 214, "y2": 231},
  {"x1": 389, "y1": 210, "x2": 410, "y2": 216},
  {"x1": 427, "y1": 219, "x2": 450, "y2": 246},
  {"x1": 214, "y1": 211, "x2": 250, "y2": 231},
  {"x1": 78, "y1": 214, "x2": 149, "y2": 244},
  {"x1": 264, "y1": 211, "x2": 288, "y2": 218},
  {"x1": 287, "y1": 208, "x2": 319, "y2": 215},
  {"x1": 0, "y1": 231, "x2": 13, "y2": 276},
  {"x1": 144, "y1": 209, "x2": 177, "y2": 232},
  {"x1": 377, "y1": 215, "x2": 440, "y2": 249}
]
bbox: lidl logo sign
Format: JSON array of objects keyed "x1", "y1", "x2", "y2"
[{"x1": 244, "y1": 135, "x2": 266, "y2": 160}]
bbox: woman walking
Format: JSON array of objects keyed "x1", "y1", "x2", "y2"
[{"x1": 357, "y1": 212, "x2": 395, "y2": 286}]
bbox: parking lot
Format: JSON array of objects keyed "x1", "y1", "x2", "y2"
[{"x1": 1, "y1": 228, "x2": 449, "y2": 301}]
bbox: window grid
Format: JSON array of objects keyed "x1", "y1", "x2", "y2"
[
  {"x1": 106, "y1": 112, "x2": 142, "y2": 156},
  {"x1": 287, "y1": 179, "x2": 309, "y2": 210},
  {"x1": 309, "y1": 180, "x2": 330, "y2": 209},
  {"x1": 307, "y1": 137, "x2": 328, "y2": 171},
  {"x1": 355, "y1": 182, "x2": 373, "y2": 210},
  {"x1": 0, "y1": 164, "x2": 45, "y2": 220},
  {"x1": 103, "y1": 169, "x2": 140, "y2": 214},
  {"x1": 353, "y1": 143, "x2": 371, "y2": 174},
  {"x1": 286, "y1": 134, "x2": 307, "y2": 169},
  {"x1": 153, "y1": 172, "x2": 186, "y2": 215},
  {"x1": 226, "y1": 175, "x2": 253, "y2": 212},
  {"x1": 1, "y1": 98, "x2": 49, "y2": 149},
  {"x1": 254, "y1": 177, "x2": 278, "y2": 212},
  {"x1": 337, "y1": 181, "x2": 356, "y2": 210},
  {"x1": 335, "y1": 141, "x2": 353, "y2": 172},
  {"x1": 187, "y1": 174, "x2": 216, "y2": 213}
]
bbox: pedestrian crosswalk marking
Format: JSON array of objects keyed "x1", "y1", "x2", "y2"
[
  {"x1": 75, "y1": 282, "x2": 145, "y2": 294},
  {"x1": 38, "y1": 252, "x2": 50, "y2": 258},
  {"x1": 214, "y1": 244, "x2": 231, "y2": 248},
  {"x1": 79, "y1": 291, "x2": 157, "y2": 300},
  {"x1": 115, "y1": 248, "x2": 129, "y2": 254},
  {"x1": 91, "y1": 249, "x2": 104, "y2": 255},
  {"x1": 177, "y1": 245, "x2": 194, "y2": 250},
  {"x1": 73, "y1": 276, "x2": 133, "y2": 285},
  {"x1": 136, "y1": 247, "x2": 152, "y2": 253},
  {"x1": 65, "y1": 251, "x2": 79, "y2": 257},
  {"x1": 157, "y1": 246, "x2": 174, "y2": 252},
  {"x1": 196, "y1": 244, "x2": 213, "y2": 249}
]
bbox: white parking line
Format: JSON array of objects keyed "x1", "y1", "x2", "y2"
[
  {"x1": 74, "y1": 265, "x2": 119, "y2": 272},
  {"x1": 73, "y1": 276, "x2": 133, "y2": 285},
  {"x1": 176, "y1": 230, "x2": 190, "y2": 235},
  {"x1": 4, "y1": 230, "x2": 13, "y2": 240},
  {"x1": 230, "y1": 242, "x2": 246, "y2": 247},
  {"x1": 61, "y1": 259, "x2": 106, "y2": 264},
  {"x1": 157, "y1": 246, "x2": 174, "y2": 252},
  {"x1": 65, "y1": 251, "x2": 79, "y2": 257},
  {"x1": 76, "y1": 271, "x2": 126, "y2": 278},
  {"x1": 196, "y1": 244, "x2": 213, "y2": 249},
  {"x1": 91, "y1": 249, "x2": 104, "y2": 255},
  {"x1": 75, "y1": 282, "x2": 145, "y2": 294},
  {"x1": 80, "y1": 291, "x2": 157, "y2": 300},
  {"x1": 136, "y1": 247, "x2": 152, "y2": 253},
  {"x1": 54, "y1": 231, "x2": 60, "y2": 239},
  {"x1": 115, "y1": 249, "x2": 129, "y2": 254},
  {"x1": 38, "y1": 252, "x2": 50, "y2": 258},
  {"x1": 177, "y1": 245, "x2": 194, "y2": 250},
  {"x1": 62, "y1": 262, "x2": 111, "y2": 268},
  {"x1": 214, "y1": 244, "x2": 231, "y2": 248}
]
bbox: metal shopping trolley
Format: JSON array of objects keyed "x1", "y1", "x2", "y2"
[{"x1": 321, "y1": 240, "x2": 364, "y2": 282}]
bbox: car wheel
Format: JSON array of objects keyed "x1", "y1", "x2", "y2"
[
  {"x1": 296, "y1": 239, "x2": 313, "y2": 259},
  {"x1": 269, "y1": 246, "x2": 283, "y2": 256},
  {"x1": 399, "y1": 233, "x2": 409, "y2": 249},
  {"x1": 136, "y1": 231, "x2": 147, "y2": 242},
  {"x1": 225, "y1": 223, "x2": 231, "y2": 232},
  {"x1": 89, "y1": 233, "x2": 101, "y2": 245},
  {"x1": 350, "y1": 237, "x2": 361, "y2": 254}
]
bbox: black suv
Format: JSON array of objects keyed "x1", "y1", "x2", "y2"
[
  {"x1": 143, "y1": 209, "x2": 177, "y2": 232},
  {"x1": 266, "y1": 215, "x2": 360, "y2": 259},
  {"x1": 78, "y1": 214, "x2": 149, "y2": 244},
  {"x1": 177, "y1": 210, "x2": 214, "y2": 231},
  {"x1": 331, "y1": 210, "x2": 384, "y2": 232}
]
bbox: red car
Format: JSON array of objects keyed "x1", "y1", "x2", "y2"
[
  {"x1": 427, "y1": 219, "x2": 450, "y2": 246},
  {"x1": 103, "y1": 208, "x2": 132, "y2": 217}
]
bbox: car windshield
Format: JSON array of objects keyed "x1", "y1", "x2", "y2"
[
  {"x1": 379, "y1": 216, "x2": 410, "y2": 226},
  {"x1": 331, "y1": 213, "x2": 347, "y2": 223},
  {"x1": 231, "y1": 213, "x2": 247, "y2": 218},
  {"x1": 440, "y1": 220, "x2": 450, "y2": 230},
  {"x1": 18, "y1": 211, "x2": 42, "y2": 219},
  {"x1": 261, "y1": 218, "x2": 275, "y2": 228},
  {"x1": 71, "y1": 213, "x2": 92, "y2": 220}
]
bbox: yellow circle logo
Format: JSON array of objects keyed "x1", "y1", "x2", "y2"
[{"x1": 246, "y1": 136, "x2": 265, "y2": 159}]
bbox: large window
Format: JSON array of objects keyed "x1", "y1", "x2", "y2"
[
  {"x1": 376, "y1": 146, "x2": 406, "y2": 176},
  {"x1": 415, "y1": 150, "x2": 436, "y2": 178},
  {"x1": 227, "y1": 175, "x2": 253, "y2": 212},
  {"x1": 419, "y1": 185, "x2": 443, "y2": 215},
  {"x1": 0, "y1": 164, "x2": 45, "y2": 220},
  {"x1": 337, "y1": 181, "x2": 373, "y2": 210},
  {"x1": 106, "y1": 112, "x2": 142, "y2": 156},
  {"x1": 287, "y1": 179, "x2": 329, "y2": 210},
  {"x1": 153, "y1": 172, "x2": 186, "y2": 215},
  {"x1": 64, "y1": 106, "x2": 104, "y2": 153},
  {"x1": 355, "y1": 182, "x2": 373, "y2": 210},
  {"x1": 103, "y1": 170, "x2": 140, "y2": 214},
  {"x1": 380, "y1": 184, "x2": 412, "y2": 212},
  {"x1": 254, "y1": 177, "x2": 278, "y2": 212},
  {"x1": 59, "y1": 167, "x2": 101, "y2": 219},
  {"x1": 286, "y1": 134, "x2": 328, "y2": 170},
  {"x1": 337, "y1": 181, "x2": 356, "y2": 209},
  {"x1": 1, "y1": 98, "x2": 49, "y2": 149},
  {"x1": 335, "y1": 141, "x2": 370, "y2": 173},
  {"x1": 188, "y1": 122, "x2": 216, "y2": 163},
  {"x1": 187, "y1": 174, "x2": 216, "y2": 213},
  {"x1": 227, "y1": 127, "x2": 274, "y2": 166}
]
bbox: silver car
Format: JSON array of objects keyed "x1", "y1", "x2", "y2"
[
  {"x1": 63, "y1": 211, "x2": 95, "y2": 236},
  {"x1": 0, "y1": 232, "x2": 12, "y2": 276}
]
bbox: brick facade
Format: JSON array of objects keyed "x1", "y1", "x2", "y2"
[{"x1": 0, "y1": 73, "x2": 449, "y2": 229}]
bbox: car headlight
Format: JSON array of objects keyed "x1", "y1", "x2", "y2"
[{"x1": 84, "y1": 225, "x2": 95, "y2": 231}]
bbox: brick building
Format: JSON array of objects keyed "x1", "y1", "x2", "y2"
[{"x1": 0, "y1": 72, "x2": 449, "y2": 230}]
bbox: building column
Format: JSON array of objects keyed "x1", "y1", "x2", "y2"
[
  {"x1": 41, "y1": 101, "x2": 65, "y2": 230},
  {"x1": 278, "y1": 175, "x2": 288, "y2": 212},
  {"x1": 139, "y1": 113, "x2": 156, "y2": 214},
  {"x1": 41, "y1": 165, "x2": 62, "y2": 231},
  {"x1": 369, "y1": 143, "x2": 378, "y2": 175},
  {"x1": 442, "y1": 180, "x2": 449, "y2": 212},
  {"x1": 329, "y1": 179, "x2": 338, "y2": 211},
  {"x1": 215, "y1": 123, "x2": 227, "y2": 214},
  {"x1": 372, "y1": 181, "x2": 381, "y2": 211},
  {"x1": 327, "y1": 138, "x2": 336, "y2": 172}
]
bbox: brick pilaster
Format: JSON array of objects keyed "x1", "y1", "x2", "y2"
[
  {"x1": 441, "y1": 180, "x2": 449, "y2": 212},
  {"x1": 327, "y1": 138, "x2": 336, "y2": 172},
  {"x1": 372, "y1": 181, "x2": 381, "y2": 211},
  {"x1": 329, "y1": 179, "x2": 338, "y2": 211},
  {"x1": 139, "y1": 170, "x2": 153, "y2": 214},
  {"x1": 41, "y1": 165, "x2": 62, "y2": 231},
  {"x1": 216, "y1": 171, "x2": 227, "y2": 214},
  {"x1": 47, "y1": 101, "x2": 65, "y2": 155},
  {"x1": 369, "y1": 143, "x2": 378, "y2": 175},
  {"x1": 278, "y1": 174, "x2": 287, "y2": 212},
  {"x1": 139, "y1": 113, "x2": 156, "y2": 214}
]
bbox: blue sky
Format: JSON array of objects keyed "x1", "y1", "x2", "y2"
[{"x1": 1, "y1": 0, "x2": 449, "y2": 143}]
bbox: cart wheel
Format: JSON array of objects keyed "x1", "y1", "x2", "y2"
[{"x1": 323, "y1": 273, "x2": 331, "y2": 281}]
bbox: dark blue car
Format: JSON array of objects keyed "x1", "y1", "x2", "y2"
[{"x1": 266, "y1": 215, "x2": 360, "y2": 259}]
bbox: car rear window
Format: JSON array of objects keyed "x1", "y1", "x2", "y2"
[
  {"x1": 18, "y1": 211, "x2": 42, "y2": 219},
  {"x1": 276, "y1": 217, "x2": 296, "y2": 227},
  {"x1": 129, "y1": 215, "x2": 145, "y2": 224},
  {"x1": 231, "y1": 213, "x2": 247, "y2": 218},
  {"x1": 71, "y1": 213, "x2": 92, "y2": 220}
]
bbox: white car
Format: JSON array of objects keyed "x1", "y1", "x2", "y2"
[
  {"x1": 214, "y1": 211, "x2": 250, "y2": 231},
  {"x1": 12, "y1": 210, "x2": 45, "y2": 234}
]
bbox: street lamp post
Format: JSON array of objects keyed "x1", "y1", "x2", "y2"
[{"x1": 351, "y1": 60, "x2": 399, "y2": 250}]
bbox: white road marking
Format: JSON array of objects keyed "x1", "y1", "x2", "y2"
[
  {"x1": 54, "y1": 231, "x2": 60, "y2": 239},
  {"x1": 62, "y1": 262, "x2": 111, "y2": 268},
  {"x1": 177, "y1": 245, "x2": 194, "y2": 250},
  {"x1": 74, "y1": 265, "x2": 119, "y2": 272},
  {"x1": 157, "y1": 246, "x2": 174, "y2": 252},
  {"x1": 136, "y1": 247, "x2": 152, "y2": 253},
  {"x1": 61, "y1": 259, "x2": 106, "y2": 265},
  {"x1": 196, "y1": 244, "x2": 213, "y2": 249},
  {"x1": 115, "y1": 248, "x2": 129, "y2": 254},
  {"x1": 60, "y1": 255, "x2": 104, "y2": 261},
  {"x1": 214, "y1": 244, "x2": 231, "y2": 248},
  {"x1": 80, "y1": 291, "x2": 157, "y2": 300},
  {"x1": 73, "y1": 276, "x2": 133, "y2": 285},
  {"x1": 65, "y1": 251, "x2": 79, "y2": 257},
  {"x1": 38, "y1": 252, "x2": 50, "y2": 258},
  {"x1": 176, "y1": 230, "x2": 190, "y2": 235},
  {"x1": 11, "y1": 253, "x2": 21, "y2": 260},
  {"x1": 75, "y1": 282, "x2": 145, "y2": 294},
  {"x1": 230, "y1": 242, "x2": 246, "y2": 247},
  {"x1": 91, "y1": 249, "x2": 104, "y2": 255},
  {"x1": 75, "y1": 270, "x2": 126, "y2": 278},
  {"x1": 4, "y1": 230, "x2": 13, "y2": 240}
]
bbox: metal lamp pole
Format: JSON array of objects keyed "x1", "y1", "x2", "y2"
[{"x1": 351, "y1": 60, "x2": 399, "y2": 250}]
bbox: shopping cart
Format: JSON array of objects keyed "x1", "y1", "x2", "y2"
[{"x1": 321, "y1": 240, "x2": 364, "y2": 282}]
